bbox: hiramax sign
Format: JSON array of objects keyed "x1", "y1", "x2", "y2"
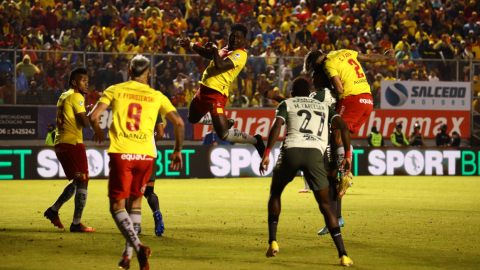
[{"x1": 380, "y1": 81, "x2": 471, "y2": 111}]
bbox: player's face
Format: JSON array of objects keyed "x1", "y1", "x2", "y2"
[
  {"x1": 228, "y1": 30, "x2": 245, "y2": 50},
  {"x1": 73, "y1": 74, "x2": 89, "y2": 94}
]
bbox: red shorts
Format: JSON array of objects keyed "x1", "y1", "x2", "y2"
[
  {"x1": 191, "y1": 84, "x2": 228, "y2": 116},
  {"x1": 55, "y1": 143, "x2": 89, "y2": 181},
  {"x1": 336, "y1": 93, "x2": 373, "y2": 133},
  {"x1": 108, "y1": 153, "x2": 154, "y2": 201}
]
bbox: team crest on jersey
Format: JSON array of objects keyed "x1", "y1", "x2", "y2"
[{"x1": 79, "y1": 101, "x2": 83, "y2": 106}]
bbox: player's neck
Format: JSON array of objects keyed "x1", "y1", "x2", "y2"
[{"x1": 132, "y1": 78, "x2": 148, "y2": 85}]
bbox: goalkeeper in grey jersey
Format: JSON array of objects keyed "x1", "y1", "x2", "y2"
[{"x1": 259, "y1": 77, "x2": 354, "y2": 267}]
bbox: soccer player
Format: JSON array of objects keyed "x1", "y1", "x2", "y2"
[
  {"x1": 304, "y1": 48, "x2": 395, "y2": 198},
  {"x1": 177, "y1": 23, "x2": 265, "y2": 156},
  {"x1": 260, "y1": 77, "x2": 354, "y2": 266},
  {"x1": 89, "y1": 55, "x2": 184, "y2": 270},
  {"x1": 43, "y1": 67, "x2": 95, "y2": 233}
]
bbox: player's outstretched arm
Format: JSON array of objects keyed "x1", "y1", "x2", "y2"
[
  {"x1": 165, "y1": 111, "x2": 185, "y2": 170},
  {"x1": 88, "y1": 102, "x2": 108, "y2": 143},
  {"x1": 357, "y1": 49, "x2": 396, "y2": 63},
  {"x1": 177, "y1": 37, "x2": 213, "y2": 60},
  {"x1": 260, "y1": 117, "x2": 284, "y2": 176},
  {"x1": 331, "y1": 116, "x2": 351, "y2": 172},
  {"x1": 264, "y1": 90, "x2": 287, "y2": 102}
]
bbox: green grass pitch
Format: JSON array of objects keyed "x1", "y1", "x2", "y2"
[{"x1": 0, "y1": 176, "x2": 479, "y2": 270}]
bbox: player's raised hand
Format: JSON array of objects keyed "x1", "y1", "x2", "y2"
[
  {"x1": 384, "y1": 49, "x2": 395, "y2": 60},
  {"x1": 340, "y1": 157, "x2": 352, "y2": 174},
  {"x1": 177, "y1": 37, "x2": 190, "y2": 48},
  {"x1": 92, "y1": 130, "x2": 105, "y2": 144},
  {"x1": 170, "y1": 150, "x2": 183, "y2": 171},
  {"x1": 259, "y1": 155, "x2": 270, "y2": 176},
  {"x1": 204, "y1": 42, "x2": 217, "y2": 50}
]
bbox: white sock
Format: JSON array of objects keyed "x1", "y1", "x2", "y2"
[
  {"x1": 304, "y1": 178, "x2": 310, "y2": 190},
  {"x1": 222, "y1": 129, "x2": 257, "y2": 144},
  {"x1": 198, "y1": 113, "x2": 213, "y2": 125},
  {"x1": 335, "y1": 145, "x2": 345, "y2": 179},
  {"x1": 113, "y1": 210, "x2": 141, "y2": 253},
  {"x1": 52, "y1": 181, "x2": 77, "y2": 212},
  {"x1": 73, "y1": 187, "x2": 87, "y2": 225},
  {"x1": 123, "y1": 208, "x2": 142, "y2": 259}
]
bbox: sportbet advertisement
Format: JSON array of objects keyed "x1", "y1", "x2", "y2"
[{"x1": 1, "y1": 146, "x2": 479, "y2": 180}]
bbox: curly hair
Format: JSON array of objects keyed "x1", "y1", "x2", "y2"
[
  {"x1": 230, "y1": 23, "x2": 248, "y2": 37},
  {"x1": 69, "y1": 67, "x2": 87, "y2": 88},
  {"x1": 303, "y1": 49, "x2": 325, "y2": 74},
  {"x1": 291, "y1": 77, "x2": 311, "y2": 97}
]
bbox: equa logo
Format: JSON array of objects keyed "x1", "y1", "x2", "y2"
[{"x1": 385, "y1": 83, "x2": 409, "y2": 106}]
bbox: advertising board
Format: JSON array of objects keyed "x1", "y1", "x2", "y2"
[
  {"x1": 0, "y1": 106, "x2": 38, "y2": 140},
  {"x1": 380, "y1": 81, "x2": 471, "y2": 111},
  {"x1": 1, "y1": 146, "x2": 478, "y2": 180}
]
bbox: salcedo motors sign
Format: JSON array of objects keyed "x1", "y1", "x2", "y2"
[
  {"x1": 381, "y1": 81, "x2": 471, "y2": 110},
  {"x1": 1, "y1": 146, "x2": 479, "y2": 180}
]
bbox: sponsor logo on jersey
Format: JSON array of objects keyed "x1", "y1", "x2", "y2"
[
  {"x1": 79, "y1": 101, "x2": 83, "y2": 106},
  {"x1": 359, "y1": 98, "x2": 373, "y2": 105},
  {"x1": 354, "y1": 79, "x2": 368, "y2": 84},
  {"x1": 118, "y1": 131, "x2": 148, "y2": 140}
]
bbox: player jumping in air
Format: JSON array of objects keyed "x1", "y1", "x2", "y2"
[
  {"x1": 177, "y1": 23, "x2": 265, "y2": 156},
  {"x1": 260, "y1": 77, "x2": 354, "y2": 266},
  {"x1": 44, "y1": 67, "x2": 95, "y2": 233},
  {"x1": 89, "y1": 55, "x2": 185, "y2": 270}
]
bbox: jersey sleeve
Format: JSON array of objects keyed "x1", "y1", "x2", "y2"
[
  {"x1": 328, "y1": 106, "x2": 339, "y2": 123},
  {"x1": 158, "y1": 94, "x2": 177, "y2": 115},
  {"x1": 71, "y1": 93, "x2": 86, "y2": 114},
  {"x1": 155, "y1": 114, "x2": 163, "y2": 125},
  {"x1": 275, "y1": 101, "x2": 287, "y2": 123},
  {"x1": 227, "y1": 49, "x2": 248, "y2": 69},
  {"x1": 323, "y1": 57, "x2": 338, "y2": 79},
  {"x1": 99, "y1": 85, "x2": 116, "y2": 106}
]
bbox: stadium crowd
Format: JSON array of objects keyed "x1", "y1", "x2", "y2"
[{"x1": 0, "y1": 0, "x2": 479, "y2": 107}]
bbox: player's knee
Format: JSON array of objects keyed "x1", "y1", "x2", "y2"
[{"x1": 144, "y1": 186, "x2": 154, "y2": 198}]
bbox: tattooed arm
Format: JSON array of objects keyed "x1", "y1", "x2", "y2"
[{"x1": 357, "y1": 49, "x2": 395, "y2": 63}]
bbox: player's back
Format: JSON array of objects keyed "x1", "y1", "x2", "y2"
[
  {"x1": 101, "y1": 81, "x2": 171, "y2": 157},
  {"x1": 323, "y1": 49, "x2": 370, "y2": 99},
  {"x1": 278, "y1": 96, "x2": 338, "y2": 154},
  {"x1": 54, "y1": 89, "x2": 86, "y2": 145}
]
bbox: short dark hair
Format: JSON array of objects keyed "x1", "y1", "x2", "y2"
[
  {"x1": 230, "y1": 23, "x2": 248, "y2": 37},
  {"x1": 291, "y1": 77, "x2": 311, "y2": 97},
  {"x1": 69, "y1": 67, "x2": 87, "y2": 88},
  {"x1": 303, "y1": 49, "x2": 325, "y2": 74}
]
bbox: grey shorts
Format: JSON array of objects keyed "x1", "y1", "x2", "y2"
[{"x1": 273, "y1": 147, "x2": 328, "y2": 191}]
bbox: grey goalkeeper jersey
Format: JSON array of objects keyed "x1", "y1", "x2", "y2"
[{"x1": 275, "y1": 96, "x2": 339, "y2": 154}]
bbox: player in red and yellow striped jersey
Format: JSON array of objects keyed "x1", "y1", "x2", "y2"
[
  {"x1": 89, "y1": 55, "x2": 184, "y2": 270},
  {"x1": 44, "y1": 68, "x2": 95, "y2": 233},
  {"x1": 177, "y1": 23, "x2": 265, "y2": 157}
]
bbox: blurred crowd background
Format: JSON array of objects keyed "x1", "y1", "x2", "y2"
[{"x1": 0, "y1": 0, "x2": 479, "y2": 110}]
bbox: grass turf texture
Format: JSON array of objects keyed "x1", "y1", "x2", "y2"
[{"x1": 0, "y1": 176, "x2": 479, "y2": 270}]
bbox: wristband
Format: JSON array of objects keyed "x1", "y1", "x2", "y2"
[
  {"x1": 189, "y1": 42, "x2": 194, "y2": 49},
  {"x1": 345, "y1": 150, "x2": 351, "y2": 159},
  {"x1": 264, "y1": 148, "x2": 272, "y2": 157}
]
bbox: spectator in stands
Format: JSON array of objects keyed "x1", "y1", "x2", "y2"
[
  {"x1": 384, "y1": 71, "x2": 396, "y2": 81},
  {"x1": 409, "y1": 123, "x2": 426, "y2": 146},
  {"x1": 0, "y1": 53, "x2": 13, "y2": 73},
  {"x1": 372, "y1": 73, "x2": 383, "y2": 97},
  {"x1": 1, "y1": 78, "x2": 14, "y2": 104},
  {"x1": 15, "y1": 69, "x2": 29, "y2": 95},
  {"x1": 189, "y1": 66, "x2": 202, "y2": 82},
  {"x1": 250, "y1": 91, "x2": 262, "y2": 107},
  {"x1": 279, "y1": 73, "x2": 292, "y2": 98},
  {"x1": 428, "y1": 71, "x2": 439, "y2": 81},
  {"x1": 391, "y1": 123, "x2": 409, "y2": 147},
  {"x1": 450, "y1": 132, "x2": 461, "y2": 147},
  {"x1": 368, "y1": 126, "x2": 385, "y2": 147},
  {"x1": 436, "y1": 124, "x2": 451, "y2": 147},
  {"x1": 16, "y1": 54, "x2": 40, "y2": 81}
]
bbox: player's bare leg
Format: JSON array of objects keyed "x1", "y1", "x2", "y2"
[
  {"x1": 111, "y1": 196, "x2": 151, "y2": 270},
  {"x1": 188, "y1": 103, "x2": 265, "y2": 156},
  {"x1": 313, "y1": 187, "x2": 352, "y2": 265},
  {"x1": 266, "y1": 174, "x2": 287, "y2": 258}
]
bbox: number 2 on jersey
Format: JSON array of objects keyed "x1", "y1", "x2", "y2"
[
  {"x1": 127, "y1": 103, "x2": 142, "y2": 131},
  {"x1": 297, "y1": 110, "x2": 326, "y2": 136},
  {"x1": 347, "y1": 59, "x2": 365, "y2": 79}
]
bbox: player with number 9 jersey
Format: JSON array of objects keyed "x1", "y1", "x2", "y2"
[{"x1": 99, "y1": 81, "x2": 176, "y2": 157}]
